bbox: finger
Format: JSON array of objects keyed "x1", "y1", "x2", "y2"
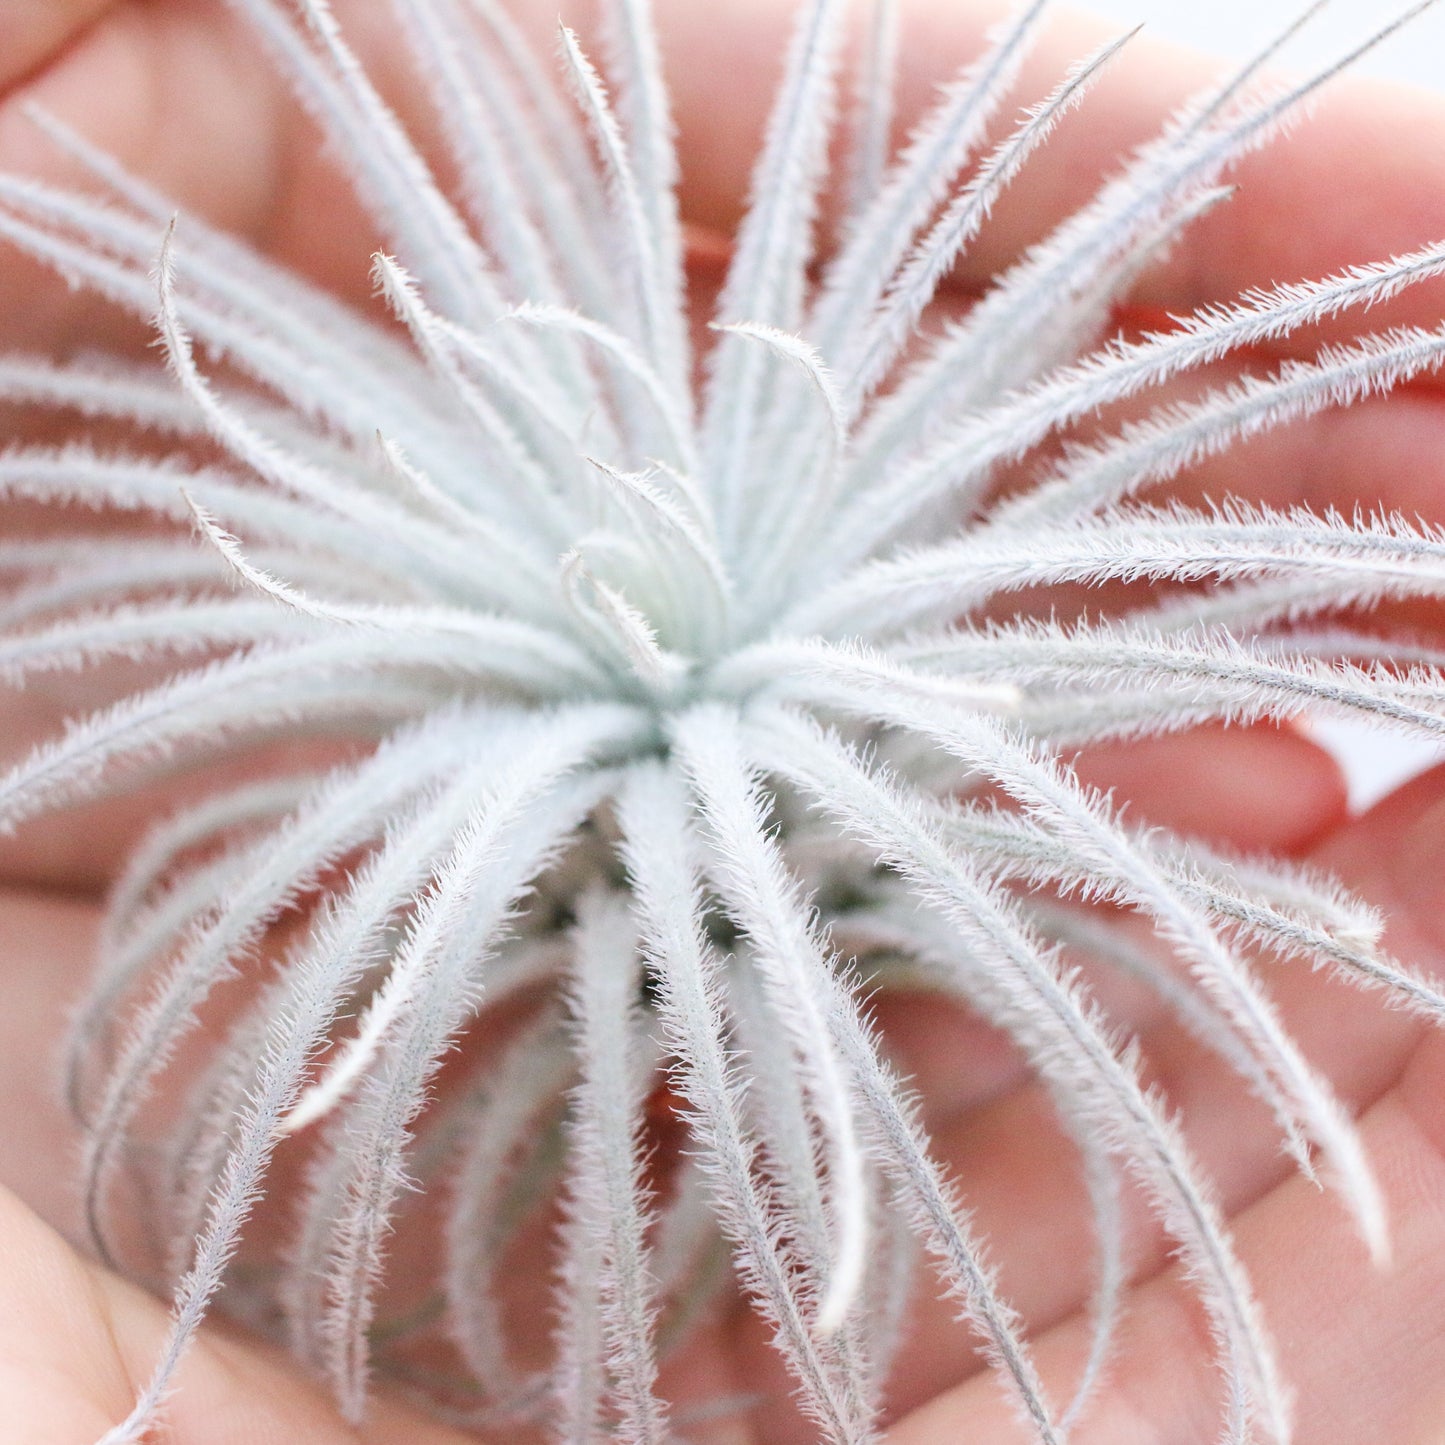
[
  {"x1": 866, "y1": 718, "x2": 1353, "y2": 1162},
  {"x1": 0, "y1": 1181, "x2": 481, "y2": 1444},
  {"x1": 1071, "y1": 721, "x2": 1348, "y2": 855},
  {"x1": 0, "y1": 887, "x2": 96, "y2": 1237},
  {"x1": 659, "y1": 0, "x2": 1445, "y2": 325},
  {"x1": 885, "y1": 1025, "x2": 1445, "y2": 1444},
  {"x1": 1052, "y1": 344, "x2": 1445, "y2": 525},
  {"x1": 1167, "y1": 389, "x2": 1445, "y2": 532},
  {"x1": 869, "y1": 718, "x2": 1351, "y2": 1135},
  {"x1": 0, "y1": 710, "x2": 360, "y2": 894},
  {"x1": 0, "y1": 0, "x2": 116, "y2": 92},
  {"x1": 960, "y1": 316, "x2": 1445, "y2": 530},
  {"x1": 979, "y1": 346, "x2": 1445, "y2": 646},
  {"x1": 873, "y1": 761, "x2": 1445, "y2": 1421},
  {"x1": 6, "y1": 2, "x2": 1442, "y2": 332},
  {"x1": 0, "y1": 883, "x2": 561, "y2": 1441},
  {"x1": 0, "y1": 0, "x2": 391, "y2": 350}
]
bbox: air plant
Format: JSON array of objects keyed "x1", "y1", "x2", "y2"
[{"x1": 1, "y1": 0, "x2": 1444, "y2": 1440}]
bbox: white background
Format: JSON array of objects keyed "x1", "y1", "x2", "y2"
[
  {"x1": 1081, "y1": 0, "x2": 1445, "y2": 807},
  {"x1": 1083, "y1": 0, "x2": 1444, "y2": 90}
]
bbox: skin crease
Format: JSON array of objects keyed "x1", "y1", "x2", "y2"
[{"x1": 0, "y1": 0, "x2": 1442, "y2": 1440}]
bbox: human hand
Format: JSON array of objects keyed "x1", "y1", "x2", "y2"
[{"x1": 1, "y1": 2, "x2": 1444, "y2": 1441}]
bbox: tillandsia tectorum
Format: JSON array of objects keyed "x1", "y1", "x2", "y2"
[{"x1": 3, "y1": 0, "x2": 1445, "y2": 1440}]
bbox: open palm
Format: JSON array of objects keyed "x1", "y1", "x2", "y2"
[{"x1": 2, "y1": 2, "x2": 1444, "y2": 1441}]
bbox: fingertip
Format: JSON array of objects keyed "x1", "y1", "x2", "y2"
[
  {"x1": 1073, "y1": 721, "x2": 1349, "y2": 855},
  {"x1": 1367, "y1": 766, "x2": 1445, "y2": 971},
  {"x1": 1313, "y1": 760, "x2": 1445, "y2": 964}
]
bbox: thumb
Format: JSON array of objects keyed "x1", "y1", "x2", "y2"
[{"x1": 0, "y1": 1179, "x2": 480, "y2": 1443}]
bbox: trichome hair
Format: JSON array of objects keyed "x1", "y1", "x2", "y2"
[{"x1": 0, "y1": 0, "x2": 1443, "y2": 1441}]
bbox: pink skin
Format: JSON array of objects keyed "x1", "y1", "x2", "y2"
[{"x1": 0, "y1": 2, "x2": 1443, "y2": 1440}]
